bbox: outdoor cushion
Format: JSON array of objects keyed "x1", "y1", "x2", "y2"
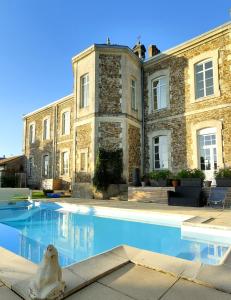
[{"x1": 168, "y1": 187, "x2": 203, "y2": 207}]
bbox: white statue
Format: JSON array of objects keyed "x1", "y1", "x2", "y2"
[{"x1": 28, "y1": 245, "x2": 66, "y2": 300}]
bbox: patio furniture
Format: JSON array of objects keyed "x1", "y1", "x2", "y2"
[
  {"x1": 208, "y1": 187, "x2": 229, "y2": 209},
  {"x1": 168, "y1": 186, "x2": 203, "y2": 207}
]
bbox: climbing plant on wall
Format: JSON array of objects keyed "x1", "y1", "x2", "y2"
[{"x1": 93, "y1": 148, "x2": 123, "y2": 191}]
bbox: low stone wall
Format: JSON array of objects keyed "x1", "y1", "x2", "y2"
[
  {"x1": 0, "y1": 188, "x2": 29, "y2": 200},
  {"x1": 72, "y1": 183, "x2": 94, "y2": 199},
  {"x1": 72, "y1": 183, "x2": 128, "y2": 200},
  {"x1": 128, "y1": 187, "x2": 175, "y2": 203}
]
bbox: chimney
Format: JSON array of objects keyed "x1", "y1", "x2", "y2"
[
  {"x1": 133, "y1": 42, "x2": 146, "y2": 60},
  {"x1": 148, "y1": 45, "x2": 160, "y2": 57}
]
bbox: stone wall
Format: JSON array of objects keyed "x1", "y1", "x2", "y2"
[
  {"x1": 143, "y1": 27, "x2": 231, "y2": 175},
  {"x1": 128, "y1": 124, "x2": 141, "y2": 181},
  {"x1": 98, "y1": 122, "x2": 122, "y2": 151},
  {"x1": 24, "y1": 96, "x2": 74, "y2": 188},
  {"x1": 76, "y1": 123, "x2": 92, "y2": 183},
  {"x1": 98, "y1": 54, "x2": 122, "y2": 114}
]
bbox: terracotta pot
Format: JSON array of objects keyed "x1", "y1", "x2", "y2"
[{"x1": 171, "y1": 180, "x2": 179, "y2": 187}]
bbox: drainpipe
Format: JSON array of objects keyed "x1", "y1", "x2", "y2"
[
  {"x1": 53, "y1": 105, "x2": 58, "y2": 178},
  {"x1": 141, "y1": 65, "x2": 145, "y2": 176}
]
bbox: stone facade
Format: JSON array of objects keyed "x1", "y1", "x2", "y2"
[
  {"x1": 128, "y1": 124, "x2": 141, "y2": 180},
  {"x1": 98, "y1": 122, "x2": 122, "y2": 151},
  {"x1": 98, "y1": 54, "x2": 122, "y2": 114},
  {"x1": 23, "y1": 95, "x2": 74, "y2": 188},
  {"x1": 144, "y1": 22, "x2": 231, "y2": 180},
  {"x1": 23, "y1": 21, "x2": 231, "y2": 189}
]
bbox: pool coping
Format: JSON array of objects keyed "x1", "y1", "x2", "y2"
[{"x1": 1, "y1": 244, "x2": 231, "y2": 299}]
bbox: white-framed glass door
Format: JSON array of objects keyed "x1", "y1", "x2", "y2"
[{"x1": 198, "y1": 128, "x2": 218, "y2": 181}]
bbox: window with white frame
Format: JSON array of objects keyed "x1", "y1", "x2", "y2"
[
  {"x1": 61, "y1": 151, "x2": 69, "y2": 175},
  {"x1": 42, "y1": 155, "x2": 49, "y2": 176},
  {"x1": 62, "y1": 111, "x2": 70, "y2": 135},
  {"x1": 80, "y1": 74, "x2": 89, "y2": 108},
  {"x1": 28, "y1": 157, "x2": 33, "y2": 177},
  {"x1": 29, "y1": 123, "x2": 35, "y2": 144},
  {"x1": 152, "y1": 76, "x2": 167, "y2": 110},
  {"x1": 131, "y1": 79, "x2": 137, "y2": 110},
  {"x1": 195, "y1": 59, "x2": 214, "y2": 99},
  {"x1": 152, "y1": 136, "x2": 168, "y2": 169},
  {"x1": 43, "y1": 118, "x2": 50, "y2": 140}
]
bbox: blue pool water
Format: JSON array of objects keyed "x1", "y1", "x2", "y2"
[{"x1": 0, "y1": 201, "x2": 229, "y2": 266}]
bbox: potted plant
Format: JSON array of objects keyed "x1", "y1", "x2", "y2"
[
  {"x1": 177, "y1": 168, "x2": 205, "y2": 187},
  {"x1": 149, "y1": 170, "x2": 172, "y2": 187},
  {"x1": 141, "y1": 174, "x2": 150, "y2": 187},
  {"x1": 215, "y1": 168, "x2": 231, "y2": 187},
  {"x1": 170, "y1": 175, "x2": 179, "y2": 187}
]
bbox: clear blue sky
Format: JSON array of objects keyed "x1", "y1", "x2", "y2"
[{"x1": 0, "y1": 0, "x2": 230, "y2": 157}]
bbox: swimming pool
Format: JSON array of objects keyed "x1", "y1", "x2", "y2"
[{"x1": 0, "y1": 201, "x2": 229, "y2": 266}]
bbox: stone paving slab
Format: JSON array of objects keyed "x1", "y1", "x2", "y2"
[
  {"x1": 98, "y1": 263, "x2": 178, "y2": 300},
  {"x1": 162, "y1": 278, "x2": 231, "y2": 300},
  {"x1": 0, "y1": 285, "x2": 22, "y2": 299},
  {"x1": 0, "y1": 247, "x2": 37, "y2": 288},
  {"x1": 66, "y1": 282, "x2": 134, "y2": 300}
]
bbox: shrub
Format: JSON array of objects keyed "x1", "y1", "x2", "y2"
[
  {"x1": 149, "y1": 170, "x2": 172, "y2": 180},
  {"x1": 1, "y1": 174, "x2": 17, "y2": 187},
  {"x1": 177, "y1": 168, "x2": 205, "y2": 180},
  {"x1": 215, "y1": 167, "x2": 231, "y2": 179},
  {"x1": 93, "y1": 148, "x2": 123, "y2": 191}
]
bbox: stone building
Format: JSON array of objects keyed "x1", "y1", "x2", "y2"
[{"x1": 23, "y1": 21, "x2": 231, "y2": 191}]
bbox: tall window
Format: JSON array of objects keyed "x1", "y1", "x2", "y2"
[
  {"x1": 80, "y1": 152, "x2": 87, "y2": 172},
  {"x1": 153, "y1": 136, "x2": 168, "y2": 169},
  {"x1": 152, "y1": 77, "x2": 167, "y2": 110},
  {"x1": 131, "y1": 79, "x2": 137, "y2": 110},
  {"x1": 62, "y1": 111, "x2": 70, "y2": 135},
  {"x1": 61, "y1": 152, "x2": 69, "y2": 175},
  {"x1": 198, "y1": 128, "x2": 217, "y2": 173},
  {"x1": 43, "y1": 155, "x2": 49, "y2": 176},
  {"x1": 29, "y1": 123, "x2": 35, "y2": 144},
  {"x1": 43, "y1": 118, "x2": 50, "y2": 140},
  {"x1": 28, "y1": 157, "x2": 33, "y2": 177},
  {"x1": 80, "y1": 74, "x2": 89, "y2": 108},
  {"x1": 195, "y1": 60, "x2": 214, "y2": 99}
]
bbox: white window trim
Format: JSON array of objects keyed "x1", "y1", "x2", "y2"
[
  {"x1": 42, "y1": 116, "x2": 51, "y2": 141},
  {"x1": 148, "y1": 130, "x2": 172, "y2": 172},
  {"x1": 28, "y1": 156, "x2": 34, "y2": 177},
  {"x1": 130, "y1": 77, "x2": 137, "y2": 111},
  {"x1": 61, "y1": 109, "x2": 71, "y2": 136},
  {"x1": 191, "y1": 120, "x2": 223, "y2": 170},
  {"x1": 148, "y1": 69, "x2": 170, "y2": 114},
  {"x1": 189, "y1": 49, "x2": 220, "y2": 103},
  {"x1": 41, "y1": 153, "x2": 50, "y2": 177},
  {"x1": 80, "y1": 73, "x2": 89, "y2": 109},
  {"x1": 60, "y1": 150, "x2": 70, "y2": 176},
  {"x1": 79, "y1": 148, "x2": 88, "y2": 173},
  {"x1": 28, "y1": 121, "x2": 36, "y2": 144}
]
